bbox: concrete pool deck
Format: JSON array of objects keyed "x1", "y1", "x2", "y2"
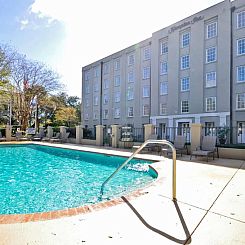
[{"x1": 0, "y1": 142, "x2": 244, "y2": 245}]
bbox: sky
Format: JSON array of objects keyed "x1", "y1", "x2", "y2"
[{"x1": 0, "y1": 0, "x2": 224, "y2": 97}]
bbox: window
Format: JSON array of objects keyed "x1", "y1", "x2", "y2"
[
  {"x1": 103, "y1": 94, "x2": 109, "y2": 104},
  {"x1": 181, "y1": 100, "x2": 189, "y2": 113},
  {"x1": 206, "y1": 71, "x2": 216, "y2": 87},
  {"x1": 127, "y1": 88, "x2": 134, "y2": 100},
  {"x1": 142, "y1": 66, "x2": 150, "y2": 79},
  {"x1": 104, "y1": 79, "x2": 109, "y2": 89},
  {"x1": 93, "y1": 110, "x2": 98, "y2": 120},
  {"x1": 93, "y1": 95, "x2": 98, "y2": 106},
  {"x1": 237, "y1": 38, "x2": 245, "y2": 55},
  {"x1": 114, "y1": 59, "x2": 120, "y2": 71},
  {"x1": 143, "y1": 105, "x2": 150, "y2": 116},
  {"x1": 160, "y1": 82, "x2": 168, "y2": 95},
  {"x1": 181, "y1": 55, "x2": 190, "y2": 69},
  {"x1": 182, "y1": 32, "x2": 190, "y2": 48},
  {"x1": 114, "y1": 75, "x2": 121, "y2": 86},
  {"x1": 128, "y1": 71, "x2": 134, "y2": 83},
  {"x1": 84, "y1": 71, "x2": 90, "y2": 81},
  {"x1": 160, "y1": 41, "x2": 168, "y2": 54},
  {"x1": 114, "y1": 108, "x2": 120, "y2": 118},
  {"x1": 85, "y1": 82, "x2": 90, "y2": 94},
  {"x1": 206, "y1": 97, "x2": 216, "y2": 112},
  {"x1": 237, "y1": 11, "x2": 245, "y2": 29},
  {"x1": 128, "y1": 107, "x2": 134, "y2": 117},
  {"x1": 103, "y1": 62, "x2": 109, "y2": 74},
  {"x1": 206, "y1": 47, "x2": 217, "y2": 63},
  {"x1": 160, "y1": 61, "x2": 168, "y2": 75},
  {"x1": 181, "y1": 77, "x2": 190, "y2": 91},
  {"x1": 84, "y1": 113, "x2": 89, "y2": 120},
  {"x1": 94, "y1": 81, "x2": 99, "y2": 92},
  {"x1": 128, "y1": 53, "x2": 135, "y2": 66},
  {"x1": 143, "y1": 85, "x2": 150, "y2": 98},
  {"x1": 237, "y1": 93, "x2": 245, "y2": 109},
  {"x1": 103, "y1": 109, "x2": 109, "y2": 119},
  {"x1": 143, "y1": 47, "x2": 151, "y2": 60},
  {"x1": 85, "y1": 98, "x2": 89, "y2": 107},
  {"x1": 94, "y1": 67, "x2": 99, "y2": 78},
  {"x1": 160, "y1": 104, "x2": 167, "y2": 115},
  {"x1": 207, "y1": 22, "x2": 217, "y2": 39},
  {"x1": 237, "y1": 66, "x2": 245, "y2": 82},
  {"x1": 114, "y1": 91, "x2": 120, "y2": 103}
]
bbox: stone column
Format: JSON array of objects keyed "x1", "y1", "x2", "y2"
[
  {"x1": 144, "y1": 124, "x2": 155, "y2": 141},
  {"x1": 47, "y1": 126, "x2": 53, "y2": 138},
  {"x1": 190, "y1": 123, "x2": 202, "y2": 153},
  {"x1": 5, "y1": 125, "x2": 12, "y2": 141},
  {"x1": 96, "y1": 125, "x2": 104, "y2": 146},
  {"x1": 39, "y1": 126, "x2": 45, "y2": 137},
  {"x1": 76, "y1": 125, "x2": 83, "y2": 144},
  {"x1": 111, "y1": 125, "x2": 121, "y2": 148},
  {"x1": 60, "y1": 126, "x2": 66, "y2": 139}
]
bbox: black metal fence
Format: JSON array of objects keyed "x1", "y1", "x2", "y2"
[
  {"x1": 83, "y1": 127, "x2": 96, "y2": 140},
  {"x1": 155, "y1": 126, "x2": 191, "y2": 143},
  {"x1": 132, "y1": 127, "x2": 144, "y2": 142},
  {"x1": 202, "y1": 126, "x2": 245, "y2": 145},
  {"x1": 0, "y1": 128, "x2": 6, "y2": 137},
  {"x1": 66, "y1": 127, "x2": 76, "y2": 138}
]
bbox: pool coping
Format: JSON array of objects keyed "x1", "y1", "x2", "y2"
[{"x1": 0, "y1": 142, "x2": 163, "y2": 224}]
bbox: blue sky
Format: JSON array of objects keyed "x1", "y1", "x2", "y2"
[{"x1": 0, "y1": 0, "x2": 223, "y2": 97}]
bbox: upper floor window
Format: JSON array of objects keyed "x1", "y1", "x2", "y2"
[
  {"x1": 84, "y1": 71, "x2": 90, "y2": 81},
  {"x1": 160, "y1": 41, "x2": 168, "y2": 54},
  {"x1": 103, "y1": 109, "x2": 109, "y2": 119},
  {"x1": 207, "y1": 22, "x2": 217, "y2": 39},
  {"x1": 206, "y1": 71, "x2": 216, "y2": 87},
  {"x1": 84, "y1": 113, "x2": 89, "y2": 120},
  {"x1": 103, "y1": 62, "x2": 109, "y2": 74},
  {"x1": 93, "y1": 95, "x2": 98, "y2": 106},
  {"x1": 181, "y1": 55, "x2": 190, "y2": 70},
  {"x1": 114, "y1": 75, "x2": 121, "y2": 87},
  {"x1": 237, "y1": 11, "x2": 245, "y2": 29},
  {"x1": 128, "y1": 53, "x2": 135, "y2": 66},
  {"x1": 114, "y1": 108, "x2": 120, "y2": 118},
  {"x1": 127, "y1": 88, "x2": 134, "y2": 100},
  {"x1": 160, "y1": 61, "x2": 168, "y2": 75},
  {"x1": 181, "y1": 100, "x2": 189, "y2": 113},
  {"x1": 182, "y1": 32, "x2": 190, "y2": 48},
  {"x1": 236, "y1": 93, "x2": 245, "y2": 110},
  {"x1": 143, "y1": 104, "x2": 150, "y2": 116},
  {"x1": 104, "y1": 79, "x2": 109, "y2": 89},
  {"x1": 128, "y1": 71, "x2": 134, "y2": 83},
  {"x1": 103, "y1": 94, "x2": 109, "y2": 104},
  {"x1": 206, "y1": 47, "x2": 217, "y2": 63},
  {"x1": 93, "y1": 80, "x2": 99, "y2": 92},
  {"x1": 237, "y1": 66, "x2": 245, "y2": 83},
  {"x1": 93, "y1": 110, "x2": 98, "y2": 120},
  {"x1": 142, "y1": 67, "x2": 150, "y2": 79},
  {"x1": 160, "y1": 103, "x2": 167, "y2": 115},
  {"x1": 160, "y1": 82, "x2": 168, "y2": 95},
  {"x1": 128, "y1": 107, "x2": 134, "y2": 117},
  {"x1": 114, "y1": 59, "x2": 120, "y2": 71},
  {"x1": 143, "y1": 47, "x2": 151, "y2": 60},
  {"x1": 85, "y1": 98, "x2": 89, "y2": 107},
  {"x1": 237, "y1": 38, "x2": 245, "y2": 55},
  {"x1": 94, "y1": 67, "x2": 99, "y2": 78},
  {"x1": 206, "y1": 97, "x2": 216, "y2": 112},
  {"x1": 143, "y1": 85, "x2": 150, "y2": 98},
  {"x1": 85, "y1": 82, "x2": 90, "y2": 94},
  {"x1": 181, "y1": 77, "x2": 190, "y2": 91},
  {"x1": 114, "y1": 91, "x2": 120, "y2": 103}
]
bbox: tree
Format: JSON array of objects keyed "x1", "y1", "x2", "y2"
[{"x1": 55, "y1": 107, "x2": 78, "y2": 127}]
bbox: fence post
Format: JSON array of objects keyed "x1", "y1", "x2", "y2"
[
  {"x1": 96, "y1": 125, "x2": 104, "y2": 146},
  {"x1": 6, "y1": 125, "x2": 12, "y2": 141},
  {"x1": 76, "y1": 125, "x2": 83, "y2": 144},
  {"x1": 111, "y1": 125, "x2": 121, "y2": 148},
  {"x1": 60, "y1": 126, "x2": 66, "y2": 140},
  {"x1": 39, "y1": 126, "x2": 45, "y2": 137},
  {"x1": 47, "y1": 126, "x2": 53, "y2": 138},
  {"x1": 190, "y1": 123, "x2": 202, "y2": 153},
  {"x1": 144, "y1": 124, "x2": 155, "y2": 141}
]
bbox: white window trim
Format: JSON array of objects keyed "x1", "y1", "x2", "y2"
[
  {"x1": 114, "y1": 108, "x2": 120, "y2": 118},
  {"x1": 160, "y1": 103, "x2": 167, "y2": 115},
  {"x1": 237, "y1": 11, "x2": 245, "y2": 29},
  {"x1": 206, "y1": 71, "x2": 217, "y2": 88},
  {"x1": 237, "y1": 38, "x2": 245, "y2": 56},
  {"x1": 143, "y1": 47, "x2": 150, "y2": 60},
  {"x1": 143, "y1": 86, "x2": 150, "y2": 98},
  {"x1": 181, "y1": 100, "x2": 189, "y2": 114},
  {"x1": 103, "y1": 109, "x2": 109, "y2": 119},
  {"x1": 206, "y1": 21, "x2": 217, "y2": 39},
  {"x1": 160, "y1": 82, "x2": 168, "y2": 95},
  {"x1": 182, "y1": 32, "x2": 190, "y2": 48},
  {"x1": 206, "y1": 97, "x2": 216, "y2": 112},
  {"x1": 142, "y1": 105, "x2": 150, "y2": 116},
  {"x1": 127, "y1": 107, "x2": 134, "y2": 117},
  {"x1": 181, "y1": 55, "x2": 190, "y2": 70},
  {"x1": 236, "y1": 93, "x2": 245, "y2": 110},
  {"x1": 128, "y1": 54, "x2": 135, "y2": 66},
  {"x1": 160, "y1": 41, "x2": 168, "y2": 55},
  {"x1": 206, "y1": 47, "x2": 217, "y2": 63},
  {"x1": 160, "y1": 61, "x2": 168, "y2": 75},
  {"x1": 237, "y1": 65, "x2": 245, "y2": 83},
  {"x1": 142, "y1": 67, "x2": 150, "y2": 80},
  {"x1": 181, "y1": 77, "x2": 190, "y2": 92},
  {"x1": 114, "y1": 91, "x2": 120, "y2": 103}
]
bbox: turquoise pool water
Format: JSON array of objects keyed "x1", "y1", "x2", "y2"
[{"x1": 0, "y1": 144, "x2": 155, "y2": 215}]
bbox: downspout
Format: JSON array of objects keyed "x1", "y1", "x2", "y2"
[
  {"x1": 100, "y1": 61, "x2": 103, "y2": 125},
  {"x1": 149, "y1": 41, "x2": 152, "y2": 124}
]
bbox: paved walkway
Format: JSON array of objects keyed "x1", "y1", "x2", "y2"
[{"x1": 0, "y1": 144, "x2": 244, "y2": 244}]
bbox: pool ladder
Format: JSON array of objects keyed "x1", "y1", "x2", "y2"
[{"x1": 100, "y1": 139, "x2": 177, "y2": 201}]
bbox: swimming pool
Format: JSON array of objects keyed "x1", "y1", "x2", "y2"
[{"x1": 0, "y1": 144, "x2": 156, "y2": 215}]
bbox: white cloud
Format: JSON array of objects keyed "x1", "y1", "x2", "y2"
[
  {"x1": 20, "y1": 19, "x2": 29, "y2": 30},
  {"x1": 29, "y1": 0, "x2": 223, "y2": 96}
]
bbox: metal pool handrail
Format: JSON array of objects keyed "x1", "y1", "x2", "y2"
[{"x1": 100, "y1": 139, "x2": 177, "y2": 201}]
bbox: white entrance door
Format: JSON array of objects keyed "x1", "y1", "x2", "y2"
[{"x1": 237, "y1": 122, "x2": 245, "y2": 143}]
